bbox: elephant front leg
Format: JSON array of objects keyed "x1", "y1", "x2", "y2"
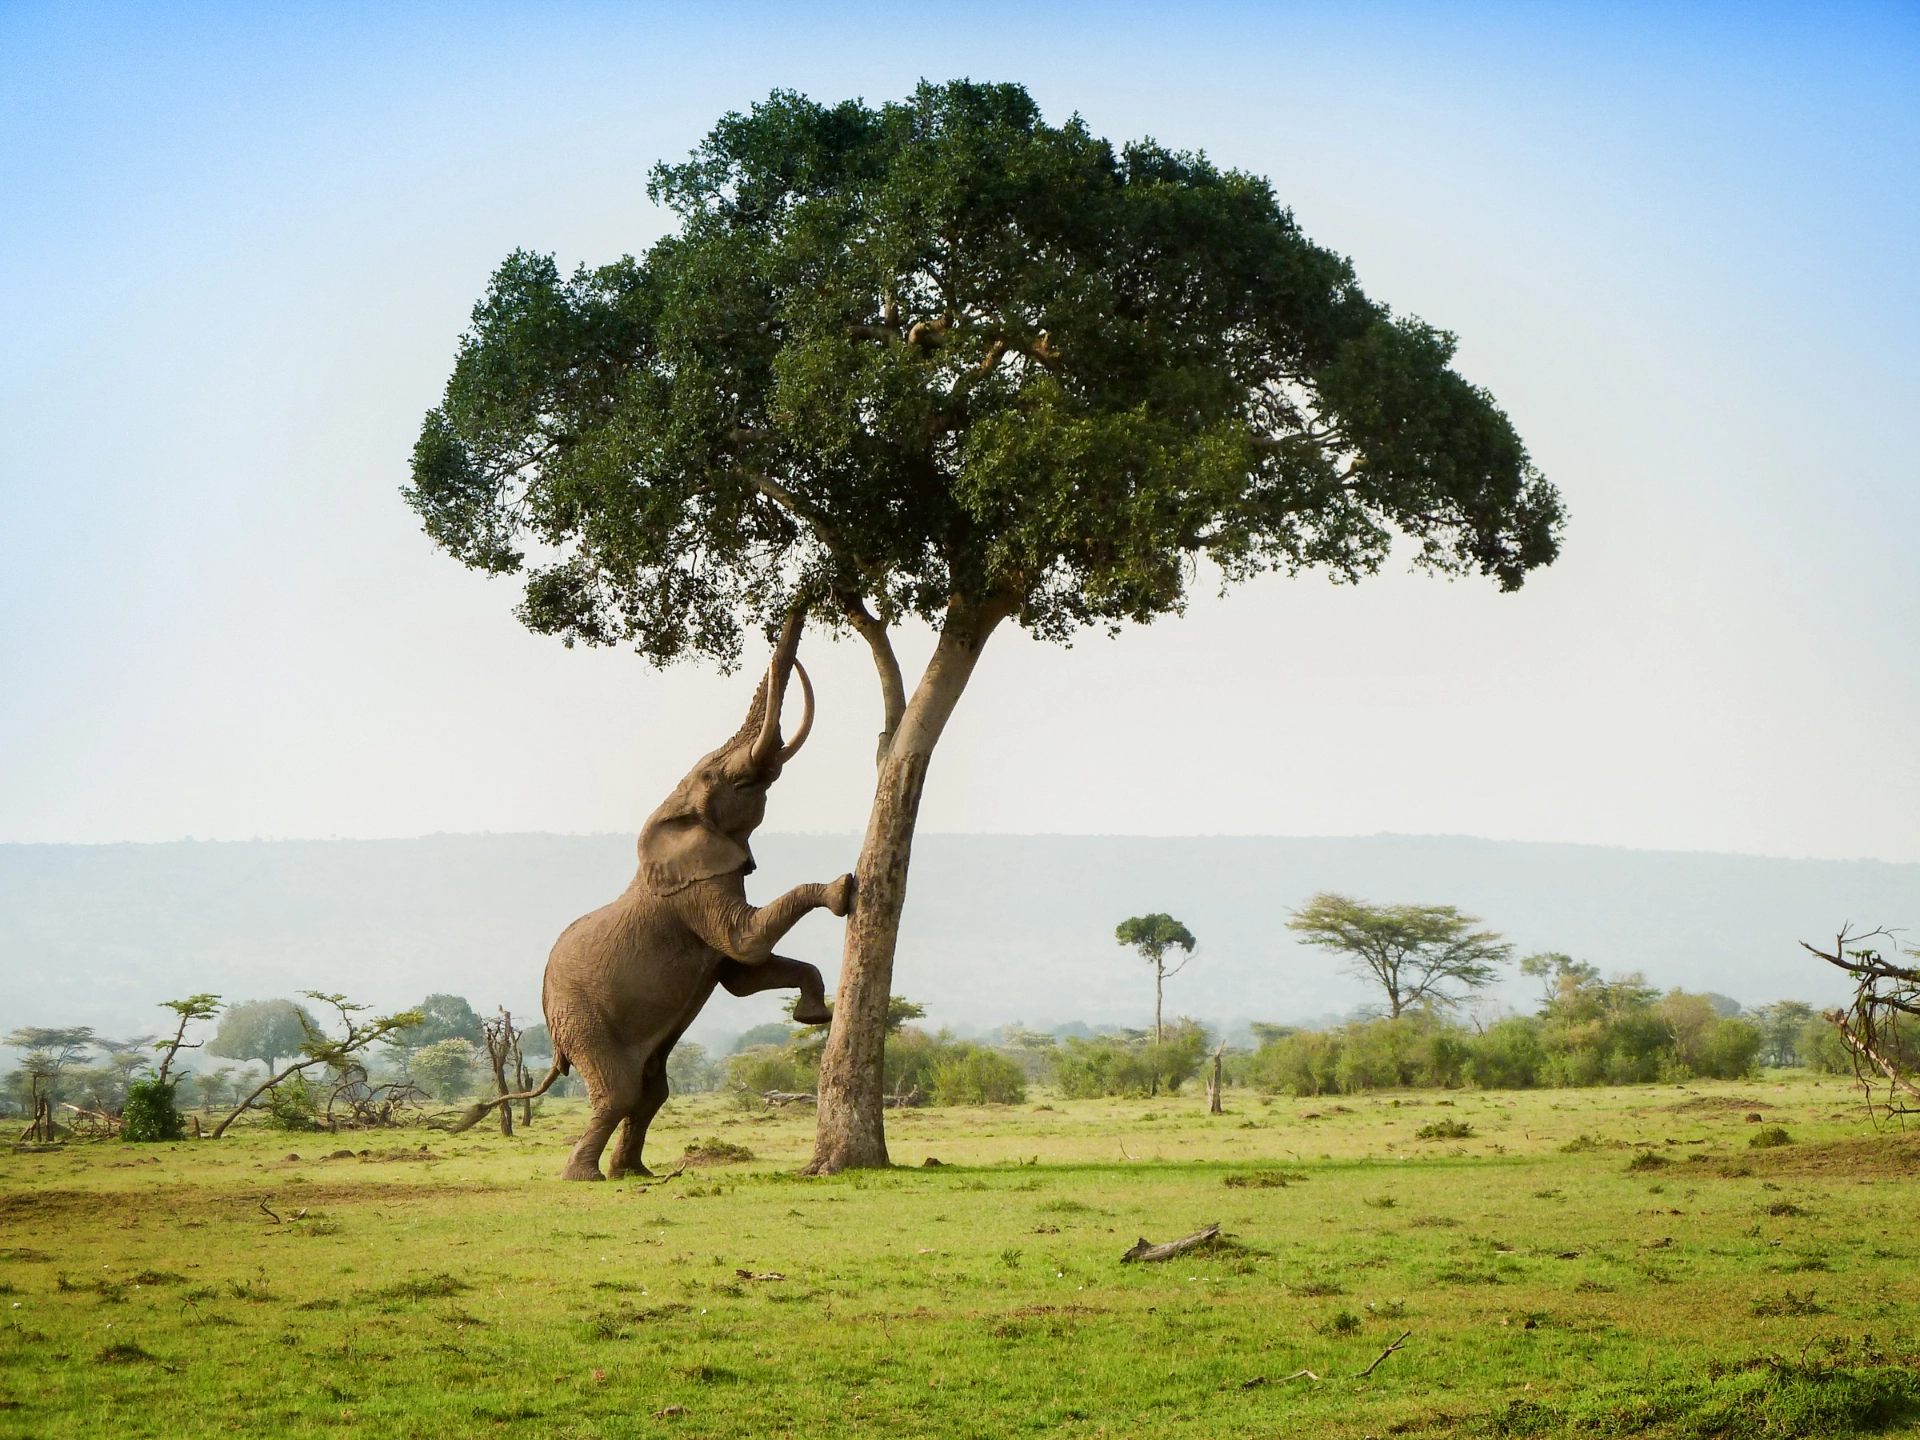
[
  {"x1": 718, "y1": 955, "x2": 830, "y2": 1024},
  {"x1": 699, "y1": 875, "x2": 855, "y2": 962}
]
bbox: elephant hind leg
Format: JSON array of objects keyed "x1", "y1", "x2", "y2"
[
  {"x1": 563, "y1": 1056, "x2": 640, "y2": 1183},
  {"x1": 607, "y1": 1064, "x2": 672, "y2": 1181},
  {"x1": 717, "y1": 955, "x2": 829, "y2": 1023}
]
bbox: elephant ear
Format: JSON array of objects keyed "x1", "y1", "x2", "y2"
[{"x1": 640, "y1": 793, "x2": 752, "y2": 894}]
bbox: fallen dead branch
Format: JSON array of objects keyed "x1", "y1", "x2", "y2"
[
  {"x1": 761, "y1": 1091, "x2": 817, "y2": 1107},
  {"x1": 734, "y1": 1269, "x2": 787, "y2": 1281},
  {"x1": 625, "y1": 1162, "x2": 689, "y2": 1191},
  {"x1": 1357, "y1": 1330, "x2": 1412, "y2": 1377},
  {"x1": 1120, "y1": 1223, "x2": 1220, "y2": 1264}
]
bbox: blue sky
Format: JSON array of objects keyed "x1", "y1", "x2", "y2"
[{"x1": 2, "y1": 2, "x2": 1916, "y2": 859}]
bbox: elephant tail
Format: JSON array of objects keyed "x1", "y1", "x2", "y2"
[{"x1": 446, "y1": 1062, "x2": 565, "y2": 1135}]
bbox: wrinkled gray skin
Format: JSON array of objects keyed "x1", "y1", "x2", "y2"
[{"x1": 545, "y1": 621, "x2": 852, "y2": 1181}]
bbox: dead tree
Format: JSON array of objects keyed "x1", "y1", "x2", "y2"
[
  {"x1": 1802, "y1": 923, "x2": 1919, "y2": 1119},
  {"x1": 480, "y1": 1009, "x2": 522, "y2": 1137},
  {"x1": 1205, "y1": 1042, "x2": 1226, "y2": 1114},
  {"x1": 211, "y1": 994, "x2": 424, "y2": 1139}
]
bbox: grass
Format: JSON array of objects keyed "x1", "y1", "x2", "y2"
[{"x1": 0, "y1": 1072, "x2": 1914, "y2": 1438}]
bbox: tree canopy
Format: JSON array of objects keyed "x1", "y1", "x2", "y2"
[
  {"x1": 1115, "y1": 914, "x2": 1197, "y2": 967},
  {"x1": 207, "y1": 999, "x2": 313, "y2": 1072},
  {"x1": 1287, "y1": 892, "x2": 1510, "y2": 1019},
  {"x1": 406, "y1": 80, "x2": 1562, "y2": 670}
]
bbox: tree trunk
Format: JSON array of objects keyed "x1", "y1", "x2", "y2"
[
  {"x1": 807, "y1": 603, "x2": 1005, "y2": 1173},
  {"x1": 1152, "y1": 959, "x2": 1164, "y2": 1097}
]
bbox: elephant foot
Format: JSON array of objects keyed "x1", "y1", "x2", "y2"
[
  {"x1": 608, "y1": 1161, "x2": 654, "y2": 1181},
  {"x1": 824, "y1": 872, "x2": 856, "y2": 917},
  {"x1": 791, "y1": 995, "x2": 832, "y2": 1024},
  {"x1": 561, "y1": 1162, "x2": 606, "y2": 1182}
]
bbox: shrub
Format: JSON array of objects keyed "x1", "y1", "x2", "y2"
[
  {"x1": 1465, "y1": 1017, "x2": 1546, "y2": 1089},
  {"x1": 409, "y1": 1039, "x2": 478, "y2": 1102},
  {"x1": 1050, "y1": 1020, "x2": 1209, "y2": 1098},
  {"x1": 1416, "y1": 1118, "x2": 1474, "y2": 1141},
  {"x1": 266, "y1": 1074, "x2": 323, "y2": 1131},
  {"x1": 928, "y1": 1046, "x2": 1026, "y2": 1105},
  {"x1": 666, "y1": 1041, "x2": 721, "y2": 1094},
  {"x1": 725, "y1": 1045, "x2": 814, "y2": 1097},
  {"x1": 1247, "y1": 1027, "x2": 1343, "y2": 1097},
  {"x1": 1749, "y1": 1126, "x2": 1794, "y2": 1149},
  {"x1": 1626, "y1": 1150, "x2": 1671, "y2": 1172},
  {"x1": 120, "y1": 1079, "x2": 186, "y2": 1143}
]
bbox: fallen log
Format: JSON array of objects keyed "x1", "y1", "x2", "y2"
[
  {"x1": 761, "y1": 1091, "x2": 817, "y2": 1107},
  {"x1": 1120, "y1": 1223, "x2": 1221, "y2": 1264}
]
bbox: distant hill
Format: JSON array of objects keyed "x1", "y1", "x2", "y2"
[{"x1": 2, "y1": 833, "x2": 1913, "y2": 1051}]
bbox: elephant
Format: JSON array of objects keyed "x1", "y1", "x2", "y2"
[{"x1": 457, "y1": 614, "x2": 853, "y2": 1180}]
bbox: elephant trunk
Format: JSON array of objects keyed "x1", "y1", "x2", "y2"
[
  {"x1": 747, "y1": 610, "x2": 807, "y2": 773},
  {"x1": 777, "y1": 662, "x2": 814, "y2": 763}
]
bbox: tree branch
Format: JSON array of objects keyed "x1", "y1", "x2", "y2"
[
  {"x1": 841, "y1": 593, "x2": 907, "y2": 765},
  {"x1": 1828, "y1": 1010, "x2": 1920, "y2": 1104}
]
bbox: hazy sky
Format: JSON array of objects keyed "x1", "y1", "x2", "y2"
[{"x1": 3, "y1": 3, "x2": 1916, "y2": 860}]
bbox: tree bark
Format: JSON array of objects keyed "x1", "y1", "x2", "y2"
[{"x1": 807, "y1": 600, "x2": 1006, "y2": 1173}]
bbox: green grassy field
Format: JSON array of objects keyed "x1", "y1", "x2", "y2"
[{"x1": 1, "y1": 1073, "x2": 1915, "y2": 1439}]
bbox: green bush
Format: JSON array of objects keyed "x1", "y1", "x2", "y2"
[
  {"x1": 409, "y1": 1038, "x2": 478, "y2": 1101},
  {"x1": 1247, "y1": 1028, "x2": 1337, "y2": 1096},
  {"x1": 725, "y1": 1045, "x2": 815, "y2": 1096},
  {"x1": 266, "y1": 1074, "x2": 322, "y2": 1131},
  {"x1": 928, "y1": 1046, "x2": 1026, "y2": 1105},
  {"x1": 1465, "y1": 1017, "x2": 1546, "y2": 1089},
  {"x1": 120, "y1": 1079, "x2": 185, "y2": 1142},
  {"x1": 1050, "y1": 1020, "x2": 1209, "y2": 1098}
]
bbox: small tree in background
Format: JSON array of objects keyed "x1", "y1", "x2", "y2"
[
  {"x1": 411, "y1": 1038, "x2": 479, "y2": 1102},
  {"x1": 1116, "y1": 914, "x2": 1197, "y2": 1047},
  {"x1": 4, "y1": 1027, "x2": 98, "y2": 1141},
  {"x1": 1288, "y1": 893, "x2": 1511, "y2": 1020},
  {"x1": 1519, "y1": 953, "x2": 1600, "y2": 1009},
  {"x1": 208, "y1": 999, "x2": 314, "y2": 1075},
  {"x1": 1117, "y1": 913, "x2": 1197, "y2": 1096},
  {"x1": 1752, "y1": 1000, "x2": 1816, "y2": 1067},
  {"x1": 124, "y1": 993, "x2": 224, "y2": 1143}
]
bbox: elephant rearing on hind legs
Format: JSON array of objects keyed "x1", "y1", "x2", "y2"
[{"x1": 456, "y1": 613, "x2": 853, "y2": 1180}]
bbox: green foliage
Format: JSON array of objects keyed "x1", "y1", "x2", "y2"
[
  {"x1": 390, "y1": 995, "x2": 484, "y2": 1052},
  {"x1": 265, "y1": 1074, "x2": 322, "y2": 1132},
  {"x1": 1749, "y1": 1126, "x2": 1794, "y2": 1149},
  {"x1": 1250, "y1": 976, "x2": 1774, "y2": 1097},
  {"x1": 407, "y1": 81, "x2": 1560, "y2": 671},
  {"x1": 408, "y1": 1039, "x2": 478, "y2": 1102},
  {"x1": 927, "y1": 1046, "x2": 1026, "y2": 1106},
  {"x1": 666, "y1": 1041, "x2": 721, "y2": 1095},
  {"x1": 207, "y1": 999, "x2": 314, "y2": 1072},
  {"x1": 730, "y1": 1023, "x2": 798, "y2": 1055},
  {"x1": 725, "y1": 1045, "x2": 816, "y2": 1097},
  {"x1": 119, "y1": 1079, "x2": 185, "y2": 1142},
  {"x1": 1050, "y1": 1020, "x2": 1209, "y2": 1098},
  {"x1": 1287, "y1": 893, "x2": 1511, "y2": 1018},
  {"x1": 1114, "y1": 915, "x2": 1196, "y2": 965}
]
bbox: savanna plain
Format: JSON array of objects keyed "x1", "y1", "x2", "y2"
[{"x1": 2, "y1": 1075, "x2": 1916, "y2": 1439}]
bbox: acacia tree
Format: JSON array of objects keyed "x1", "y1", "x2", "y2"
[
  {"x1": 1288, "y1": 892, "x2": 1511, "y2": 1019},
  {"x1": 1117, "y1": 909, "x2": 1194, "y2": 1025},
  {"x1": 405, "y1": 82, "x2": 1563, "y2": 1170}
]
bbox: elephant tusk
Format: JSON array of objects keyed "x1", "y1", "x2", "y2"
[{"x1": 777, "y1": 661, "x2": 814, "y2": 763}]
